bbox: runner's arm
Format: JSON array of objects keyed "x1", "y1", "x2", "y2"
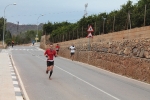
[
  {"x1": 54, "y1": 50, "x2": 57, "y2": 57},
  {"x1": 44, "y1": 50, "x2": 48, "y2": 57}
]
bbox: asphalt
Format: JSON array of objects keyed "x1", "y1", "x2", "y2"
[
  {"x1": 0, "y1": 43, "x2": 38, "y2": 100},
  {"x1": 0, "y1": 50, "x2": 23, "y2": 100}
]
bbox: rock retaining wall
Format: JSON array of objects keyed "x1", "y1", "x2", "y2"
[
  {"x1": 59, "y1": 40, "x2": 150, "y2": 83},
  {"x1": 40, "y1": 26, "x2": 150, "y2": 83}
]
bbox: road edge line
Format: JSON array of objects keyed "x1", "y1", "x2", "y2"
[
  {"x1": 55, "y1": 65, "x2": 120, "y2": 100},
  {"x1": 10, "y1": 55, "x2": 30, "y2": 100},
  {"x1": 58, "y1": 56, "x2": 150, "y2": 86}
]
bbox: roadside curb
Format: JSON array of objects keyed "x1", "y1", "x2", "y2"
[{"x1": 10, "y1": 55, "x2": 30, "y2": 100}]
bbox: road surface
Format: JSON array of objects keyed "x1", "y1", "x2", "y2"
[{"x1": 7, "y1": 45, "x2": 150, "y2": 100}]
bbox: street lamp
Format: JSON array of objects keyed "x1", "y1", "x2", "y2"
[
  {"x1": 36, "y1": 14, "x2": 43, "y2": 43},
  {"x1": 3, "y1": 3, "x2": 16, "y2": 47}
]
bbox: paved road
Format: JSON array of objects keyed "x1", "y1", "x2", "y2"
[{"x1": 9, "y1": 45, "x2": 150, "y2": 100}]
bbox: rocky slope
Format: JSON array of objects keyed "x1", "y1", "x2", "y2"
[{"x1": 6, "y1": 22, "x2": 43, "y2": 35}]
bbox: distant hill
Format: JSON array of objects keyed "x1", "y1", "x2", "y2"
[{"x1": 6, "y1": 22, "x2": 43, "y2": 35}]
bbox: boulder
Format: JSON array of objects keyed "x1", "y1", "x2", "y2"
[
  {"x1": 112, "y1": 47, "x2": 118, "y2": 54},
  {"x1": 144, "y1": 51, "x2": 150, "y2": 59},
  {"x1": 139, "y1": 48, "x2": 145, "y2": 58},
  {"x1": 124, "y1": 47, "x2": 131, "y2": 55},
  {"x1": 132, "y1": 48, "x2": 138, "y2": 56},
  {"x1": 108, "y1": 48, "x2": 112, "y2": 53}
]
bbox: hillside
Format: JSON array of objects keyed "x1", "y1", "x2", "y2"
[
  {"x1": 40, "y1": 26, "x2": 150, "y2": 84},
  {"x1": 6, "y1": 22, "x2": 43, "y2": 35}
]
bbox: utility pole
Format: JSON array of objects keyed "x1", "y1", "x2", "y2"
[
  {"x1": 113, "y1": 16, "x2": 115, "y2": 32},
  {"x1": 84, "y1": 3, "x2": 88, "y2": 17},
  {"x1": 82, "y1": 26, "x2": 83, "y2": 37},
  {"x1": 144, "y1": 4, "x2": 147, "y2": 26},
  {"x1": 127, "y1": 13, "x2": 129, "y2": 30},
  {"x1": 94, "y1": 22, "x2": 96, "y2": 35},
  {"x1": 17, "y1": 21, "x2": 19, "y2": 33},
  {"x1": 77, "y1": 28, "x2": 78, "y2": 39},
  {"x1": 36, "y1": 14, "x2": 43, "y2": 43},
  {"x1": 128, "y1": 12, "x2": 131, "y2": 29},
  {"x1": 102, "y1": 17, "x2": 106, "y2": 34},
  {"x1": 72, "y1": 30, "x2": 74, "y2": 40},
  {"x1": 129, "y1": 13, "x2": 131, "y2": 29},
  {"x1": 99, "y1": 19, "x2": 101, "y2": 35}
]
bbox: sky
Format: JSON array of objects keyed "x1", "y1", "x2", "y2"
[{"x1": 0, "y1": 0, "x2": 139, "y2": 25}]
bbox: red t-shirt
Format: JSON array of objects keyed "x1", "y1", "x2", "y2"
[
  {"x1": 56, "y1": 45, "x2": 60, "y2": 50},
  {"x1": 44, "y1": 49, "x2": 56, "y2": 61}
]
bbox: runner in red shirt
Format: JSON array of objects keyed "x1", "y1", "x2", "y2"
[
  {"x1": 55, "y1": 44, "x2": 60, "y2": 55},
  {"x1": 44, "y1": 43, "x2": 57, "y2": 79}
]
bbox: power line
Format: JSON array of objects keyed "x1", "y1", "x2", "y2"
[{"x1": 8, "y1": 11, "x2": 83, "y2": 17}]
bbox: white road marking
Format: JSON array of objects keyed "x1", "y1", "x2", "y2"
[
  {"x1": 14, "y1": 87, "x2": 21, "y2": 92},
  {"x1": 10, "y1": 55, "x2": 30, "y2": 100},
  {"x1": 59, "y1": 56, "x2": 150, "y2": 86},
  {"x1": 10, "y1": 46, "x2": 150, "y2": 100},
  {"x1": 55, "y1": 65, "x2": 120, "y2": 100},
  {"x1": 16, "y1": 96, "x2": 23, "y2": 100},
  {"x1": 11, "y1": 72, "x2": 16, "y2": 75},
  {"x1": 8, "y1": 54, "x2": 23, "y2": 100},
  {"x1": 12, "y1": 76, "x2": 17, "y2": 79},
  {"x1": 13, "y1": 81, "x2": 18, "y2": 84},
  {"x1": 36, "y1": 56, "x2": 120, "y2": 100},
  {"x1": 11, "y1": 48, "x2": 37, "y2": 51}
]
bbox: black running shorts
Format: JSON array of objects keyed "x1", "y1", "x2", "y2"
[
  {"x1": 71, "y1": 52, "x2": 75, "y2": 56},
  {"x1": 47, "y1": 61, "x2": 54, "y2": 67}
]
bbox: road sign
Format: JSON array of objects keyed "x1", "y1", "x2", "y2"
[
  {"x1": 35, "y1": 38, "x2": 39, "y2": 40},
  {"x1": 87, "y1": 32, "x2": 93, "y2": 38},
  {"x1": 87, "y1": 25, "x2": 94, "y2": 32}
]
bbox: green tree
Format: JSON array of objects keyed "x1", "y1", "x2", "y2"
[
  {"x1": 43, "y1": 22, "x2": 53, "y2": 34},
  {"x1": 0, "y1": 17, "x2": 4, "y2": 41},
  {"x1": 42, "y1": 0, "x2": 150, "y2": 43}
]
